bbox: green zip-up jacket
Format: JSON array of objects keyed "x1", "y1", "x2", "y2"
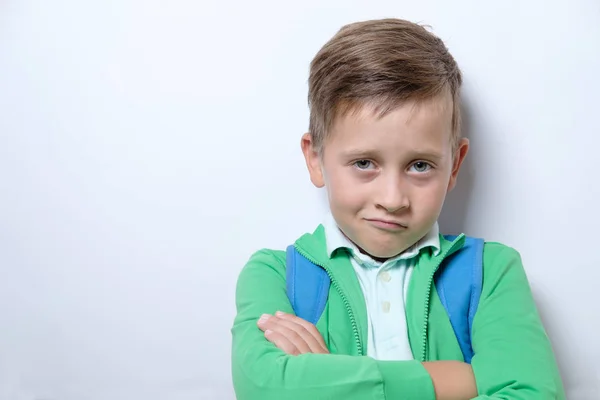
[{"x1": 231, "y1": 225, "x2": 565, "y2": 399}]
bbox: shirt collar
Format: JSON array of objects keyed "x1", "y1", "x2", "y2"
[{"x1": 323, "y1": 212, "x2": 441, "y2": 267}]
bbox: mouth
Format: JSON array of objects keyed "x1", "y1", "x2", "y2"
[{"x1": 364, "y1": 218, "x2": 408, "y2": 231}]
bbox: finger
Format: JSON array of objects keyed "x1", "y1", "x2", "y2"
[
  {"x1": 275, "y1": 311, "x2": 328, "y2": 351},
  {"x1": 257, "y1": 315, "x2": 312, "y2": 354},
  {"x1": 266, "y1": 324, "x2": 311, "y2": 354},
  {"x1": 263, "y1": 329, "x2": 301, "y2": 355},
  {"x1": 257, "y1": 313, "x2": 328, "y2": 354},
  {"x1": 270, "y1": 313, "x2": 328, "y2": 354}
]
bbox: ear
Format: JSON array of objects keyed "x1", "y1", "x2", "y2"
[
  {"x1": 447, "y1": 138, "x2": 469, "y2": 192},
  {"x1": 301, "y1": 133, "x2": 325, "y2": 188}
]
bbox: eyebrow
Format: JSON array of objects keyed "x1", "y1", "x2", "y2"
[
  {"x1": 341, "y1": 149, "x2": 381, "y2": 160},
  {"x1": 341, "y1": 148, "x2": 445, "y2": 161},
  {"x1": 408, "y1": 150, "x2": 445, "y2": 160}
]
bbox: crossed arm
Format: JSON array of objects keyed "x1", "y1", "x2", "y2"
[
  {"x1": 234, "y1": 247, "x2": 564, "y2": 399},
  {"x1": 257, "y1": 311, "x2": 477, "y2": 400}
]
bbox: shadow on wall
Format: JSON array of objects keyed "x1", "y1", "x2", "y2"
[
  {"x1": 532, "y1": 286, "x2": 597, "y2": 398},
  {"x1": 438, "y1": 97, "x2": 476, "y2": 235},
  {"x1": 440, "y1": 98, "x2": 580, "y2": 397}
]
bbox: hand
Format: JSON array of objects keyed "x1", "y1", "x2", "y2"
[
  {"x1": 422, "y1": 361, "x2": 477, "y2": 400},
  {"x1": 257, "y1": 311, "x2": 329, "y2": 355}
]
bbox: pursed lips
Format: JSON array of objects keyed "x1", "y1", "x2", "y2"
[{"x1": 364, "y1": 218, "x2": 408, "y2": 230}]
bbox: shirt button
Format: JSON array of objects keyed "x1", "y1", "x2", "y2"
[
  {"x1": 382, "y1": 301, "x2": 391, "y2": 313},
  {"x1": 380, "y1": 271, "x2": 391, "y2": 282}
]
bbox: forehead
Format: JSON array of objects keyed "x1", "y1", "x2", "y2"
[{"x1": 324, "y1": 92, "x2": 454, "y2": 155}]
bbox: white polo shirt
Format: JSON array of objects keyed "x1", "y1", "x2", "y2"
[{"x1": 323, "y1": 213, "x2": 441, "y2": 361}]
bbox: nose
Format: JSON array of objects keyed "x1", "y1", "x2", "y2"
[{"x1": 374, "y1": 171, "x2": 409, "y2": 213}]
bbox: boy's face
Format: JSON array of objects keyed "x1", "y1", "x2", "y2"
[{"x1": 302, "y1": 93, "x2": 469, "y2": 260}]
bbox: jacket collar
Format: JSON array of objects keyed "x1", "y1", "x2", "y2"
[
  {"x1": 293, "y1": 223, "x2": 467, "y2": 357},
  {"x1": 294, "y1": 222, "x2": 466, "y2": 271}
]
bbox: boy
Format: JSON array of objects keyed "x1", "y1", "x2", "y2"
[{"x1": 231, "y1": 19, "x2": 565, "y2": 399}]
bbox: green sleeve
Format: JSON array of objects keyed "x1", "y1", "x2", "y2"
[
  {"x1": 471, "y1": 243, "x2": 566, "y2": 399},
  {"x1": 231, "y1": 249, "x2": 436, "y2": 400}
]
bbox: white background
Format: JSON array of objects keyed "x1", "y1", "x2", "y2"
[{"x1": 1, "y1": 0, "x2": 599, "y2": 399}]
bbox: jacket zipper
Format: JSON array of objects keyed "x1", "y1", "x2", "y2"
[
  {"x1": 420, "y1": 257, "x2": 445, "y2": 362},
  {"x1": 294, "y1": 245, "x2": 364, "y2": 356},
  {"x1": 419, "y1": 237, "x2": 464, "y2": 361}
]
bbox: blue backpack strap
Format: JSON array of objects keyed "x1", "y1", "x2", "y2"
[
  {"x1": 285, "y1": 245, "x2": 331, "y2": 325},
  {"x1": 435, "y1": 236, "x2": 484, "y2": 364}
]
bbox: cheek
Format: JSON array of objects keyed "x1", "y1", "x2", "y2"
[
  {"x1": 413, "y1": 180, "x2": 448, "y2": 210},
  {"x1": 326, "y1": 170, "x2": 366, "y2": 210}
]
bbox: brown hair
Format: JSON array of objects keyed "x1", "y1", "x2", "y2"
[{"x1": 308, "y1": 18, "x2": 462, "y2": 153}]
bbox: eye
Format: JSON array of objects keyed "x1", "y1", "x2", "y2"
[
  {"x1": 354, "y1": 160, "x2": 374, "y2": 170},
  {"x1": 410, "y1": 161, "x2": 432, "y2": 173}
]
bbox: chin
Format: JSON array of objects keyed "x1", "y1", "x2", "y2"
[{"x1": 364, "y1": 244, "x2": 402, "y2": 260}]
